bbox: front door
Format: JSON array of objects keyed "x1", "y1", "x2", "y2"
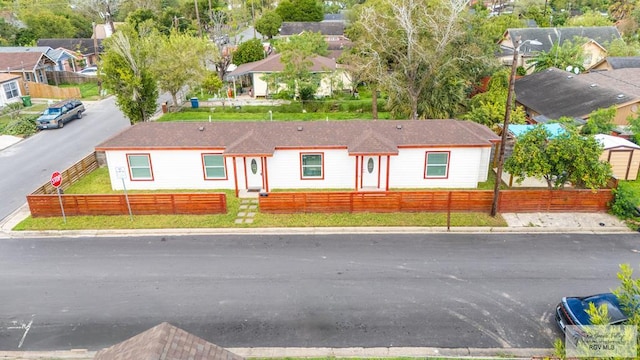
[
  {"x1": 362, "y1": 156, "x2": 378, "y2": 189},
  {"x1": 247, "y1": 157, "x2": 263, "y2": 190}
]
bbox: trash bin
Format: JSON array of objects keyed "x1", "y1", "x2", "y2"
[
  {"x1": 190, "y1": 97, "x2": 199, "y2": 109},
  {"x1": 21, "y1": 95, "x2": 32, "y2": 107},
  {"x1": 161, "y1": 102, "x2": 168, "y2": 113}
]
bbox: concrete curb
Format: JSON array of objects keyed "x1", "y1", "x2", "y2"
[{"x1": 0, "y1": 347, "x2": 555, "y2": 359}]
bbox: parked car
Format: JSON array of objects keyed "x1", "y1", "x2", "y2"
[
  {"x1": 36, "y1": 99, "x2": 85, "y2": 129},
  {"x1": 77, "y1": 66, "x2": 98, "y2": 76},
  {"x1": 555, "y1": 292, "x2": 631, "y2": 342}
]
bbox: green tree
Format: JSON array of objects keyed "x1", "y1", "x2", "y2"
[
  {"x1": 126, "y1": 8, "x2": 158, "y2": 33},
  {"x1": 527, "y1": 38, "x2": 586, "y2": 73},
  {"x1": 505, "y1": 126, "x2": 612, "y2": 189},
  {"x1": 151, "y1": 31, "x2": 214, "y2": 110},
  {"x1": 607, "y1": 38, "x2": 640, "y2": 57},
  {"x1": 581, "y1": 106, "x2": 615, "y2": 135},
  {"x1": 101, "y1": 25, "x2": 158, "y2": 124},
  {"x1": 349, "y1": 0, "x2": 486, "y2": 119},
  {"x1": 255, "y1": 10, "x2": 282, "y2": 39},
  {"x1": 463, "y1": 69, "x2": 527, "y2": 127},
  {"x1": 23, "y1": 11, "x2": 77, "y2": 39},
  {"x1": 275, "y1": 0, "x2": 323, "y2": 21},
  {"x1": 233, "y1": 38, "x2": 265, "y2": 65},
  {"x1": 628, "y1": 113, "x2": 640, "y2": 144},
  {"x1": 201, "y1": 71, "x2": 224, "y2": 95},
  {"x1": 0, "y1": 18, "x2": 18, "y2": 45},
  {"x1": 272, "y1": 31, "x2": 328, "y2": 100},
  {"x1": 566, "y1": 10, "x2": 614, "y2": 26}
]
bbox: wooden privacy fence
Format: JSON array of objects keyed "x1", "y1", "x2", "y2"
[
  {"x1": 31, "y1": 152, "x2": 99, "y2": 195},
  {"x1": 259, "y1": 189, "x2": 613, "y2": 214},
  {"x1": 21, "y1": 81, "x2": 81, "y2": 99},
  {"x1": 27, "y1": 193, "x2": 227, "y2": 217}
]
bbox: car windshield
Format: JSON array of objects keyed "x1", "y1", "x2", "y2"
[
  {"x1": 584, "y1": 295, "x2": 629, "y2": 324},
  {"x1": 44, "y1": 108, "x2": 61, "y2": 115}
]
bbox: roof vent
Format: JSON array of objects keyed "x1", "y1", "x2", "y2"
[
  {"x1": 590, "y1": 83, "x2": 597, "y2": 87},
  {"x1": 617, "y1": 94, "x2": 625, "y2": 99},
  {"x1": 198, "y1": 126, "x2": 205, "y2": 131},
  {"x1": 567, "y1": 75, "x2": 573, "y2": 79},
  {"x1": 396, "y1": 124, "x2": 402, "y2": 130},
  {"x1": 297, "y1": 126, "x2": 303, "y2": 131}
]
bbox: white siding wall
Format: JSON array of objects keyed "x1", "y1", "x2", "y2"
[
  {"x1": 268, "y1": 149, "x2": 354, "y2": 189},
  {"x1": 477, "y1": 146, "x2": 492, "y2": 182},
  {"x1": 105, "y1": 150, "x2": 235, "y2": 190},
  {"x1": 389, "y1": 147, "x2": 486, "y2": 188}
]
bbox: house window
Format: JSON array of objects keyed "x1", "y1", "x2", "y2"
[
  {"x1": 203, "y1": 154, "x2": 226, "y2": 179},
  {"x1": 301, "y1": 153, "x2": 323, "y2": 179},
  {"x1": 425, "y1": 151, "x2": 449, "y2": 178},
  {"x1": 3, "y1": 81, "x2": 19, "y2": 100},
  {"x1": 127, "y1": 154, "x2": 153, "y2": 180}
]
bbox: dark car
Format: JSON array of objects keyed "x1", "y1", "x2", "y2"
[{"x1": 555, "y1": 293, "x2": 631, "y2": 342}]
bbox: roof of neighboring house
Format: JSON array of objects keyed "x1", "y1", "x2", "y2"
[
  {"x1": 323, "y1": 13, "x2": 346, "y2": 22},
  {"x1": 507, "y1": 123, "x2": 566, "y2": 138},
  {"x1": 92, "y1": 22, "x2": 124, "y2": 39},
  {"x1": 279, "y1": 22, "x2": 345, "y2": 36},
  {"x1": 94, "y1": 322, "x2": 245, "y2": 360},
  {"x1": 501, "y1": 26, "x2": 621, "y2": 56},
  {"x1": 96, "y1": 120, "x2": 500, "y2": 156},
  {"x1": 590, "y1": 56, "x2": 640, "y2": 70},
  {"x1": 227, "y1": 53, "x2": 336, "y2": 78},
  {"x1": 0, "y1": 73, "x2": 21, "y2": 82},
  {"x1": 0, "y1": 52, "x2": 56, "y2": 72},
  {"x1": 580, "y1": 68, "x2": 640, "y2": 97},
  {"x1": 515, "y1": 67, "x2": 638, "y2": 119},
  {"x1": 0, "y1": 46, "x2": 51, "y2": 53},
  {"x1": 595, "y1": 134, "x2": 640, "y2": 150},
  {"x1": 36, "y1": 39, "x2": 102, "y2": 55}
]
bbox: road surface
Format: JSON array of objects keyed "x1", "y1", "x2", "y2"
[
  {"x1": 0, "y1": 97, "x2": 130, "y2": 222},
  {"x1": 0, "y1": 232, "x2": 636, "y2": 351}
]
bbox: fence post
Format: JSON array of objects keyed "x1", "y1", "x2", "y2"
[{"x1": 447, "y1": 191, "x2": 452, "y2": 231}]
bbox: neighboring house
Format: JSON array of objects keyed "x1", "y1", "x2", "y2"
[
  {"x1": 95, "y1": 322, "x2": 245, "y2": 360},
  {"x1": 95, "y1": 120, "x2": 500, "y2": 194},
  {"x1": 0, "y1": 74, "x2": 22, "y2": 107},
  {"x1": 499, "y1": 26, "x2": 622, "y2": 69},
  {"x1": 279, "y1": 22, "x2": 348, "y2": 43},
  {"x1": 0, "y1": 51, "x2": 55, "y2": 83},
  {"x1": 36, "y1": 39, "x2": 103, "y2": 67},
  {"x1": 92, "y1": 22, "x2": 124, "y2": 39},
  {"x1": 515, "y1": 68, "x2": 640, "y2": 126},
  {"x1": 595, "y1": 134, "x2": 640, "y2": 180},
  {"x1": 588, "y1": 56, "x2": 640, "y2": 71},
  {"x1": 226, "y1": 53, "x2": 351, "y2": 98}
]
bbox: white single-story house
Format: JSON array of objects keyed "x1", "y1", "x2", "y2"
[
  {"x1": 95, "y1": 120, "x2": 500, "y2": 194},
  {"x1": 595, "y1": 134, "x2": 640, "y2": 180},
  {"x1": 226, "y1": 53, "x2": 351, "y2": 98},
  {"x1": 0, "y1": 73, "x2": 22, "y2": 107}
]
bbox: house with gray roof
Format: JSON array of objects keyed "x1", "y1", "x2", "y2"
[
  {"x1": 589, "y1": 56, "x2": 640, "y2": 71},
  {"x1": 95, "y1": 120, "x2": 500, "y2": 194},
  {"x1": 226, "y1": 53, "x2": 351, "y2": 98},
  {"x1": 37, "y1": 38, "x2": 102, "y2": 66},
  {"x1": 0, "y1": 46, "x2": 81, "y2": 72},
  {"x1": 514, "y1": 67, "x2": 640, "y2": 126},
  {"x1": 498, "y1": 26, "x2": 621, "y2": 69}
]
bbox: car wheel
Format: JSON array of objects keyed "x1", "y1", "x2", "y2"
[
  {"x1": 58, "y1": 121, "x2": 64, "y2": 129},
  {"x1": 77, "y1": 111, "x2": 82, "y2": 119}
]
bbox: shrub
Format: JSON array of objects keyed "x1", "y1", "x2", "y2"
[
  {"x1": 4, "y1": 116, "x2": 37, "y2": 136},
  {"x1": 610, "y1": 182, "x2": 639, "y2": 218}
]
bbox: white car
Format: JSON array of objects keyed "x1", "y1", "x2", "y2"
[{"x1": 78, "y1": 66, "x2": 98, "y2": 76}]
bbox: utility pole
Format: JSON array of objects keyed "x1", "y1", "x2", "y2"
[{"x1": 194, "y1": 0, "x2": 203, "y2": 38}]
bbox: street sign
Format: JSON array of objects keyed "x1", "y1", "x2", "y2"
[
  {"x1": 115, "y1": 166, "x2": 126, "y2": 180},
  {"x1": 50, "y1": 171, "x2": 62, "y2": 188}
]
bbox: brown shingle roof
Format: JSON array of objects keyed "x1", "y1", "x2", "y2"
[
  {"x1": 228, "y1": 53, "x2": 335, "y2": 77},
  {"x1": 0, "y1": 52, "x2": 52, "y2": 71},
  {"x1": 0, "y1": 73, "x2": 21, "y2": 82},
  {"x1": 94, "y1": 322, "x2": 245, "y2": 360},
  {"x1": 96, "y1": 120, "x2": 499, "y2": 155}
]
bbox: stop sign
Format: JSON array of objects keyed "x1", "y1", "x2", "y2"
[{"x1": 50, "y1": 171, "x2": 62, "y2": 188}]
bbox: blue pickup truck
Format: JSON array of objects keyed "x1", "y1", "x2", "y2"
[{"x1": 36, "y1": 99, "x2": 85, "y2": 130}]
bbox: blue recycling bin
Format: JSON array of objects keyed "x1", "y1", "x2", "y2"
[{"x1": 190, "y1": 97, "x2": 199, "y2": 108}]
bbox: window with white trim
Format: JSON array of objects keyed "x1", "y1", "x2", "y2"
[
  {"x1": 301, "y1": 153, "x2": 323, "y2": 178},
  {"x1": 3, "y1": 81, "x2": 19, "y2": 100},
  {"x1": 203, "y1": 154, "x2": 226, "y2": 179},
  {"x1": 425, "y1": 152, "x2": 449, "y2": 178},
  {"x1": 127, "y1": 154, "x2": 152, "y2": 180}
]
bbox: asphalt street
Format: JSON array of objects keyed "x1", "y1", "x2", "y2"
[
  {"x1": 0, "y1": 97, "x2": 130, "y2": 222},
  {"x1": 0, "y1": 232, "x2": 637, "y2": 352}
]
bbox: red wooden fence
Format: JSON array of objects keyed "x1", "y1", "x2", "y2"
[
  {"x1": 27, "y1": 193, "x2": 227, "y2": 217},
  {"x1": 259, "y1": 189, "x2": 613, "y2": 214}
]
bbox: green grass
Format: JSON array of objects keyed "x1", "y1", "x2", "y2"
[
  {"x1": 59, "y1": 82, "x2": 100, "y2": 100},
  {"x1": 14, "y1": 167, "x2": 507, "y2": 230}
]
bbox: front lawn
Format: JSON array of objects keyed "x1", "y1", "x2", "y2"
[{"x1": 59, "y1": 82, "x2": 100, "y2": 100}]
